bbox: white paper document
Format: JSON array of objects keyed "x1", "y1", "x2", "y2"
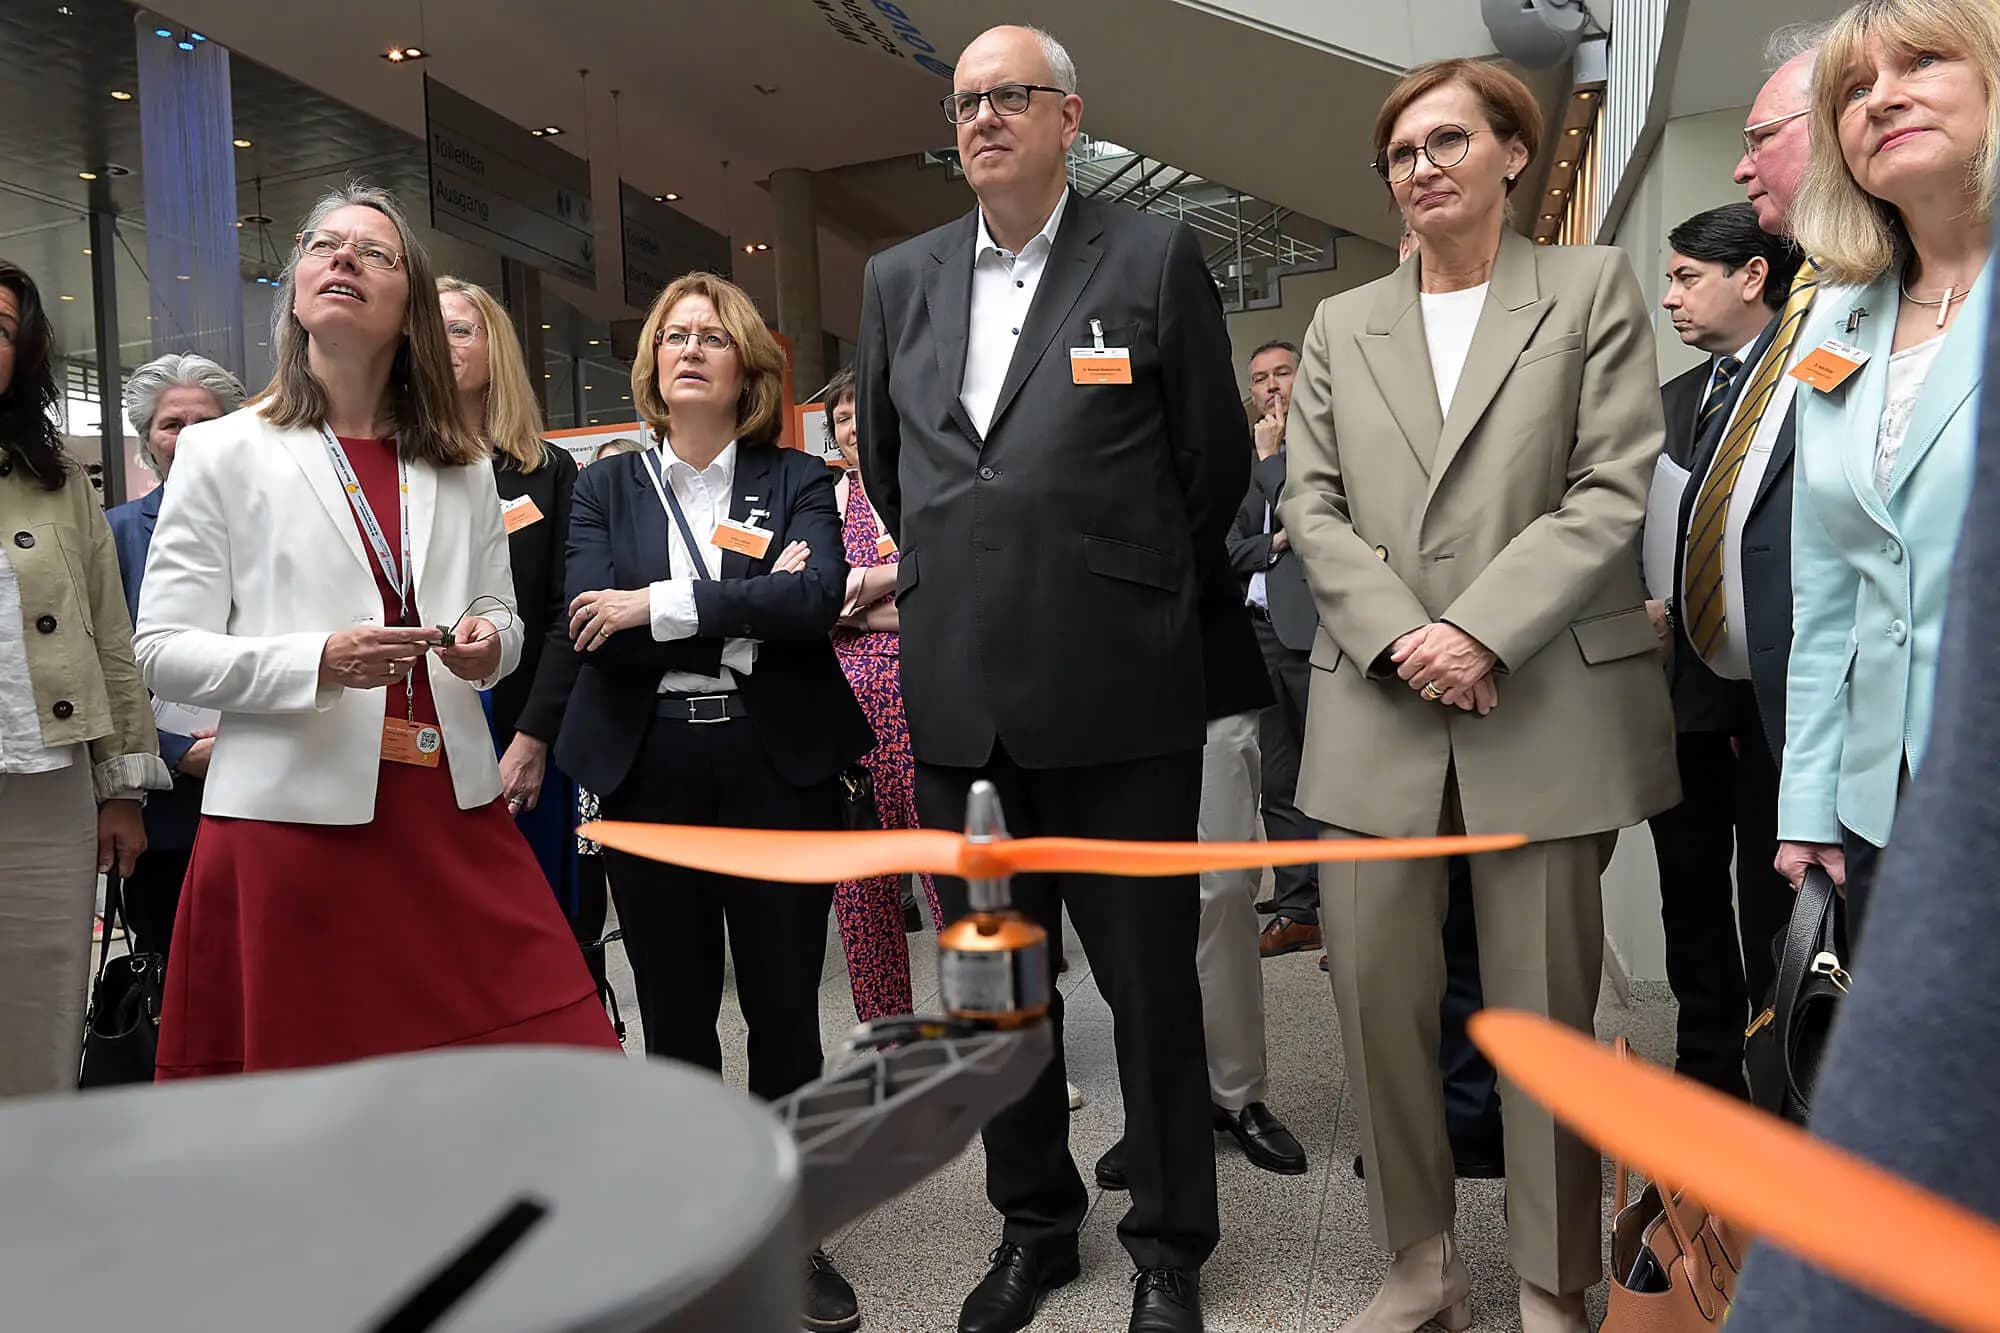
[
  {"x1": 1642, "y1": 453, "x2": 1692, "y2": 602},
  {"x1": 152, "y1": 697, "x2": 220, "y2": 737}
]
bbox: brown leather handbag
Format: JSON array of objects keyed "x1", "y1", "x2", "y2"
[{"x1": 1602, "y1": 1039, "x2": 1744, "y2": 1332}]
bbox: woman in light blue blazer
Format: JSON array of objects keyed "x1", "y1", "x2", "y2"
[{"x1": 1775, "y1": 0, "x2": 1996, "y2": 936}]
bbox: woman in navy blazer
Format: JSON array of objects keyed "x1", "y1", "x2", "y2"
[
  {"x1": 104, "y1": 352, "x2": 244, "y2": 959},
  {"x1": 556, "y1": 271, "x2": 872, "y2": 1332},
  {"x1": 1775, "y1": 0, "x2": 1995, "y2": 935}
]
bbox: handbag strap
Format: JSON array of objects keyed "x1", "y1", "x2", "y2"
[
  {"x1": 91, "y1": 870, "x2": 124, "y2": 989},
  {"x1": 1610, "y1": 1037, "x2": 1711, "y2": 1305},
  {"x1": 1774, "y1": 865, "x2": 1842, "y2": 1052}
]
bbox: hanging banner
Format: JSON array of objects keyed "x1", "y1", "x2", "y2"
[
  {"x1": 619, "y1": 183, "x2": 734, "y2": 310},
  {"x1": 424, "y1": 75, "x2": 595, "y2": 284}
]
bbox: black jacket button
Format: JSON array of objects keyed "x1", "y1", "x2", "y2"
[
  {"x1": 35, "y1": 614, "x2": 56, "y2": 633},
  {"x1": 52, "y1": 699, "x2": 74, "y2": 719},
  {"x1": 13, "y1": 531, "x2": 33, "y2": 549}
]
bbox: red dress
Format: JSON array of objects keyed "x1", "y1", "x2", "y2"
[{"x1": 156, "y1": 437, "x2": 619, "y2": 1078}]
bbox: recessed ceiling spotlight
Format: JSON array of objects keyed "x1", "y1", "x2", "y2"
[
  {"x1": 177, "y1": 274, "x2": 191, "y2": 281},
  {"x1": 382, "y1": 45, "x2": 430, "y2": 63},
  {"x1": 110, "y1": 90, "x2": 133, "y2": 101},
  {"x1": 755, "y1": 243, "x2": 769, "y2": 252},
  {"x1": 233, "y1": 138, "x2": 253, "y2": 149},
  {"x1": 532, "y1": 126, "x2": 563, "y2": 137},
  {"x1": 190, "y1": 31, "x2": 206, "y2": 41},
  {"x1": 58, "y1": 294, "x2": 76, "y2": 302},
  {"x1": 82, "y1": 248, "x2": 91, "y2": 255},
  {"x1": 541, "y1": 323, "x2": 552, "y2": 330},
  {"x1": 153, "y1": 26, "x2": 172, "y2": 37},
  {"x1": 664, "y1": 192, "x2": 680, "y2": 201},
  {"x1": 587, "y1": 339, "x2": 600, "y2": 346},
  {"x1": 1567, "y1": 127, "x2": 1582, "y2": 136},
  {"x1": 743, "y1": 244, "x2": 755, "y2": 255},
  {"x1": 78, "y1": 171, "x2": 98, "y2": 181},
  {"x1": 1557, "y1": 159, "x2": 1571, "y2": 168}
]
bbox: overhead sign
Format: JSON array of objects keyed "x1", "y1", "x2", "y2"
[
  {"x1": 423, "y1": 76, "x2": 595, "y2": 285},
  {"x1": 619, "y1": 183, "x2": 734, "y2": 311}
]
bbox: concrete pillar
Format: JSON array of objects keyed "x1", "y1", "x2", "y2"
[{"x1": 769, "y1": 168, "x2": 825, "y2": 398}]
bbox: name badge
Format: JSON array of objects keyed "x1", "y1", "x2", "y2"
[
  {"x1": 382, "y1": 717, "x2": 443, "y2": 767},
  {"x1": 1790, "y1": 338, "x2": 1870, "y2": 394},
  {"x1": 1070, "y1": 316, "x2": 1132, "y2": 385},
  {"x1": 711, "y1": 517, "x2": 774, "y2": 559},
  {"x1": 500, "y1": 494, "x2": 544, "y2": 534},
  {"x1": 876, "y1": 531, "x2": 898, "y2": 560}
]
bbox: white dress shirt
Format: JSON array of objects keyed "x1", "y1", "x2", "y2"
[
  {"x1": 1686, "y1": 333, "x2": 1796, "y2": 679},
  {"x1": 1247, "y1": 459, "x2": 1274, "y2": 611},
  {"x1": 961, "y1": 189, "x2": 1070, "y2": 438},
  {"x1": 1419, "y1": 284, "x2": 1488, "y2": 414},
  {"x1": 644, "y1": 439, "x2": 757, "y2": 694}
]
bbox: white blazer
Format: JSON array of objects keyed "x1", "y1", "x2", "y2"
[{"x1": 134, "y1": 404, "x2": 522, "y2": 824}]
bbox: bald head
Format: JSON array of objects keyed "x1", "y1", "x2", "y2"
[
  {"x1": 957, "y1": 25, "x2": 1075, "y2": 94},
  {"x1": 1733, "y1": 47, "x2": 1819, "y2": 235},
  {"x1": 950, "y1": 25, "x2": 1081, "y2": 246}
]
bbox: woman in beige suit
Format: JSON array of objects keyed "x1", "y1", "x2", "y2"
[{"x1": 1280, "y1": 60, "x2": 1676, "y2": 1333}]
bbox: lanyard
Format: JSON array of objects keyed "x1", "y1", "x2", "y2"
[
  {"x1": 322, "y1": 427, "x2": 413, "y2": 621},
  {"x1": 640, "y1": 446, "x2": 714, "y2": 583}
]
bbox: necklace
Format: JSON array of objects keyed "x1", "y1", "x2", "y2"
[{"x1": 1900, "y1": 276, "x2": 1971, "y2": 330}]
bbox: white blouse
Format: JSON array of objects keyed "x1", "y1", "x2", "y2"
[
  {"x1": 1420, "y1": 283, "x2": 1489, "y2": 414},
  {"x1": 0, "y1": 547, "x2": 76, "y2": 775},
  {"x1": 1873, "y1": 335, "x2": 1946, "y2": 497}
]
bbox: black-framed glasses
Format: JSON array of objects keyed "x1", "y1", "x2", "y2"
[
  {"x1": 1741, "y1": 108, "x2": 1808, "y2": 159},
  {"x1": 296, "y1": 229, "x2": 403, "y2": 271},
  {"x1": 1375, "y1": 125, "x2": 1483, "y2": 184},
  {"x1": 654, "y1": 327, "x2": 734, "y2": 353},
  {"x1": 444, "y1": 320, "x2": 483, "y2": 346},
  {"x1": 940, "y1": 83, "x2": 1067, "y2": 125}
]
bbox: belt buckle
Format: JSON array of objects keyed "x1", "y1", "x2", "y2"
[{"x1": 685, "y1": 694, "x2": 731, "y2": 724}]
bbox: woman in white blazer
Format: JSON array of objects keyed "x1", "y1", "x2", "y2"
[
  {"x1": 133, "y1": 184, "x2": 618, "y2": 1076},
  {"x1": 1774, "y1": 0, "x2": 1995, "y2": 939}
]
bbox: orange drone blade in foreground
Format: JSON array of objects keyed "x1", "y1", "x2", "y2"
[
  {"x1": 1470, "y1": 1009, "x2": 2000, "y2": 1333},
  {"x1": 578, "y1": 822, "x2": 1528, "y2": 883}
]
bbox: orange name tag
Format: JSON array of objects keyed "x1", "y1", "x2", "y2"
[
  {"x1": 711, "y1": 518, "x2": 774, "y2": 559},
  {"x1": 1790, "y1": 338, "x2": 1870, "y2": 394},
  {"x1": 382, "y1": 717, "x2": 443, "y2": 767},
  {"x1": 1070, "y1": 348, "x2": 1133, "y2": 385},
  {"x1": 500, "y1": 495, "x2": 544, "y2": 534},
  {"x1": 876, "y1": 531, "x2": 898, "y2": 559}
]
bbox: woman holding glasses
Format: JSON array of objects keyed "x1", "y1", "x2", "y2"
[
  {"x1": 439, "y1": 276, "x2": 584, "y2": 920},
  {"x1": 134, "y1": 185, "x2": 618, "y2": 1076},
  {"x1": 1281, "y1": 60, "x2": 1673, "y2": 1333}
]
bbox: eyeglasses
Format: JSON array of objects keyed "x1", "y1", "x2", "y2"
[
  {"x1": 1375, "y1": 125, "x2": 1483, "y2": 184},
  {"x1": 296, "y1": 229, "x2": 403, "y2": 272},
  {"x1": 444, "y1": 320, "x2": 483, "y2": 346},
  {"x1": 655, "y1": 327, "x2": 734, "y2": 352},
  {"x1": 1741, "y1": 108, "x2": 1808, "y2": 159},
  {"x1": 940, "y1": 83, "x2": 1068, "y2": 125}
]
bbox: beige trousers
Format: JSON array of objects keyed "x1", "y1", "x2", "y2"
[
  {"x1": 1196, "y1": 711, "x2": 1267, "y2": 1110},
  {"x1": 0, "y1": 761, "x2": 97, "y2": 1098},
  {"x1": 1322, "y1": 791, "x2": 1614, "y2": 1296}
]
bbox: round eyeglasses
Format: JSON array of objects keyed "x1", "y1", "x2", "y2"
[
  {"x1": 296, "y1": 229, "x2": 403, "y2": 271},
  {"x1": 940, "y1": 83, "x2": 1068, "y2": 126},
  {"x1": 1375, "y1": 125, "x2": 1483, "y2": 184},
  {"x1": 444, "y1": 320, "x2": 483, "y2": 346}
]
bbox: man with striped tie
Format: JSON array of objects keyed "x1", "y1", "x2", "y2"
[{"x1": 1648, "y1": 201, "x2": 1803, "y2": 1097}]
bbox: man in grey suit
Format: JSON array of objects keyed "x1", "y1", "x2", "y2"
[{"x1": 855, "y1": 24, "x2": 1245, "y2": 1333}]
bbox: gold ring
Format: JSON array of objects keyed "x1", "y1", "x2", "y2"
[{"x1": 1421, "y1": 681, "x2": 1445, "y2": 701}]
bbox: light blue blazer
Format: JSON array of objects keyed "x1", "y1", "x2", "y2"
[{"x1": 1780, "y1": 263, "x2": 1989, "y2": 848}]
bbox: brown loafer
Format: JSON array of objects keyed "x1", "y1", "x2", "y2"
[{"x1": 1259, "y1": 915, "x2": 1322, "y2": 958}]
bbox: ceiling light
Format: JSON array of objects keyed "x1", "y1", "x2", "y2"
[
  {"x1": 744, "y1": 244, "x2": 756, "y2": 255},
  {"x1": 58, "y1": 294, "x2": 75, "y2": 302},
  {"x1": 587, "y1": 338, "x2": 600, "y2": 346},
  {"x1": 153, "y1": 26, "x2": 172, "y2": 37},
  {"x1": 1557, "y1": 159, "x2": 1571, "y2": 168},
  {"x1": 585, "y1": 384, "x2": 594, "y2": 390},
  {"x1": 1548, "y1": 188, "x2": 1564, "y2": 197},
  {"x1": 1577, "y1": 90, "x2": 1595, "y2": 100},
  {"x1": 110, "y1": 90, "x2": 133, "y2": 101},
  {"x1": 755, "y1": 243, "x2": 769, "y2": 252},
  {"x1": 1567, "y1": 127, "x2": 1582, "y2": 136},
  {"x1": 1541, "y1": 213, "x2": 1555, "y2": 221},
  {"x1": 82, "y1": 248, "x2": 91, "y2": 255},
  {"x1": 177, "y1": 274, "x2": 190, "y2": 281},
  {"x1": 382, "y1": 45, "x2": 429, "y2": 63},
  {"x1": 177, "y1": 38, "x2": 195, "y2": 51},
  {"x1": 541, "y1": 323, "x2": 551, "y2": 330},
  {"x1": 189, "y1": 31, "x2": 206, "y2": 41},
  {"x1": 544, "y1": 372, "x2": 552, "y2": 379},
  {"x1": 620, "y1": 394, "x2": 630, "y2": 400},
  {"x1": 233, "y1": 138, "x2": 253, "y2": 149},
  {"x1": 664, "y1": 192, "x2": 680, "y2": 201},
  {"x1": 1538, "y1": 237, "x2": 1553, "y2": 245},
  {"x1": 78, "y1": 171, "x2": 97, "y2": 181},
  {"x1": 533, "y1": 125, "x2": 563, "y2": 137}
]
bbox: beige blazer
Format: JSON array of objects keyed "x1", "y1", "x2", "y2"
[{"x1": 1277, "y1": 231, "x2": 1677, "y2": 842}]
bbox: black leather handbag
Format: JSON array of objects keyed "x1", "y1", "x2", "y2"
[
  {"x1": 836, "y1": 765, "x2": 880, "y2": 832},
  {"x1": 79, "y1": 874, "x2": 165, "y2": 1088},
  {"x1": 1745, "y1": 865, "x2": 1848, "y2": 1123}
]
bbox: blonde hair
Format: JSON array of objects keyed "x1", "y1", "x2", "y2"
[
  {"x1": 593, "y1": 437, "x2": 644, "y2": 461},
  {"x1": 260, "y1": 184, "x2": 482, "y2": 467},
  {"x1": 631, "y1": 272, "x2": 787, "y2": 448},
  {"x1": 1793, "y1": 0, "x2": 2000, "y2": 285},
  {"x1": 437, "y1": 275, "x2": 547, "y2": 473}
]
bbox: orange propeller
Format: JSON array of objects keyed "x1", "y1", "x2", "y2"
[
  {"x1": 1470, "y1": 1009, "x2": 2000, "y2": 1333},
  {"x1": 579, "y1": 822, "x2": 1527, "y2": 884}
]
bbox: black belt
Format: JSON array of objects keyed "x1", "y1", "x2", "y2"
[
  {"x1": 1246, "y1": 603, "x2": 1272, "y2": 622},
  {"x1": 655, "y1": 693, "x2": 748, "y2": 723}
]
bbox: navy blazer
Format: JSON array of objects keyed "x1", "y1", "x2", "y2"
[
  {"x1": 1227, "y1": 448, "x2": 1317, "y2": 654},
  {"x1": 105, "y1": 485, "x2": 202, "y2": 849},
  {"x1": 554, "y1": 440, "x2": 874, "y2": 797}
]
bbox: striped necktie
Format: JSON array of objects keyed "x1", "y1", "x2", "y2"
[
  {"x1": 1695, "y1": 355, "x2": 1742, "y2": 443},
  {"x1": 1683, "y1": 259, "x2": 1820, "y2": 660}
]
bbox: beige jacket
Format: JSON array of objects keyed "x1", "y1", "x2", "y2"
[
  {"x1": 1277, "y1": 231, "x2": 1677, "y2": 841},
  {"x1": 0, "y1": 456, "x2": 168, "y2": 799}
]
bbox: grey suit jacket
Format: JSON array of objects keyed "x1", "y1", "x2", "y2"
[
  {"x1": 1227, "y1": 448, "x2": 1317, "y2": 653},
  {"x1": 1278, "y1": 231, "x2": 1678, "y2": 841}
]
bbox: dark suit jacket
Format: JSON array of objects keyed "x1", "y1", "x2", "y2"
[
  {"x1": 489, "y1": 443, "x2": 580, "y2": 744},
  {"x1": 856, "y1": 191, "x2": 1250, "y2": 769},
  {"x1": 1201, "y1": 545, "x2": 1274, "y2": 721},
  {"x1": 1227, "y1": 448, "x2": 1317, "y2": 653},
  {"x1": 105, "y1": 485, "x2": 201, "y2": 849},
  {"x1": 1669, "y1": 314, "x2": 1796, "y2": 760},
  {"x1": 554, "y1": 441, "x2": 874, "y2": 797}
]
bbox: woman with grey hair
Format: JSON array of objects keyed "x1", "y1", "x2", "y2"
[{"x1": 105, "y1": 352, "x2": 246, "y2": 961}]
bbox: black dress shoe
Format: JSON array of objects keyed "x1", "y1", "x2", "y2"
[
  {"x1": 1212, "y1": 1102, "x2": 1307, "y2": 1175},
  {"x1": 804, "y1": 1247, "x2": 860, "y2": 1332},
  {"x1": 1095, "y1": 1138, "x2": 1129, "y2": 1191},
  {"x1": 1129, "y1": 1266, "x2": 1202, "y2": 1332},
  {"x1": 959, "y1": 1238, "x2": 1081, "y2": 1333}
]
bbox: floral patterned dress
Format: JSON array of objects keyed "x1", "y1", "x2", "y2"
[{"x1": 832, "y1": 475, "x2": 942, "y2": 1023}]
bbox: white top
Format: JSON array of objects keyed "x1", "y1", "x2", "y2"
[
  {"x1": 1246, "y1": 454, "x2": 1275, "y2": 610},
  {"x1": 1687, "y1": 331, "x2": 1797, "y2": 679},
  {"x1": 1874, "y1": 336, "x2": 1946, "y2": 497},
  {"x1": 644, "y1": 438, "x2": 757, "y2": 694},
  {"x1": 1419, "y1": 283, "x2": 1488, "y2": 414},
  {"x1": 0, "y1": 549, "x2": 75, "y2": 775},
  {"x1": 961, "y1": 189, "x2": 1070, "y2": 437}
]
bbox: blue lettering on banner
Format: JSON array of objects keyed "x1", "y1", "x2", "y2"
[{"x1": 804, "y1": 0, "x2": 952, "y2": 78}]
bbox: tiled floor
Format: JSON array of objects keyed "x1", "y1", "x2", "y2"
[{"x1": 599, "y1": 909, "x2": 1682, "y2": 1333}]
